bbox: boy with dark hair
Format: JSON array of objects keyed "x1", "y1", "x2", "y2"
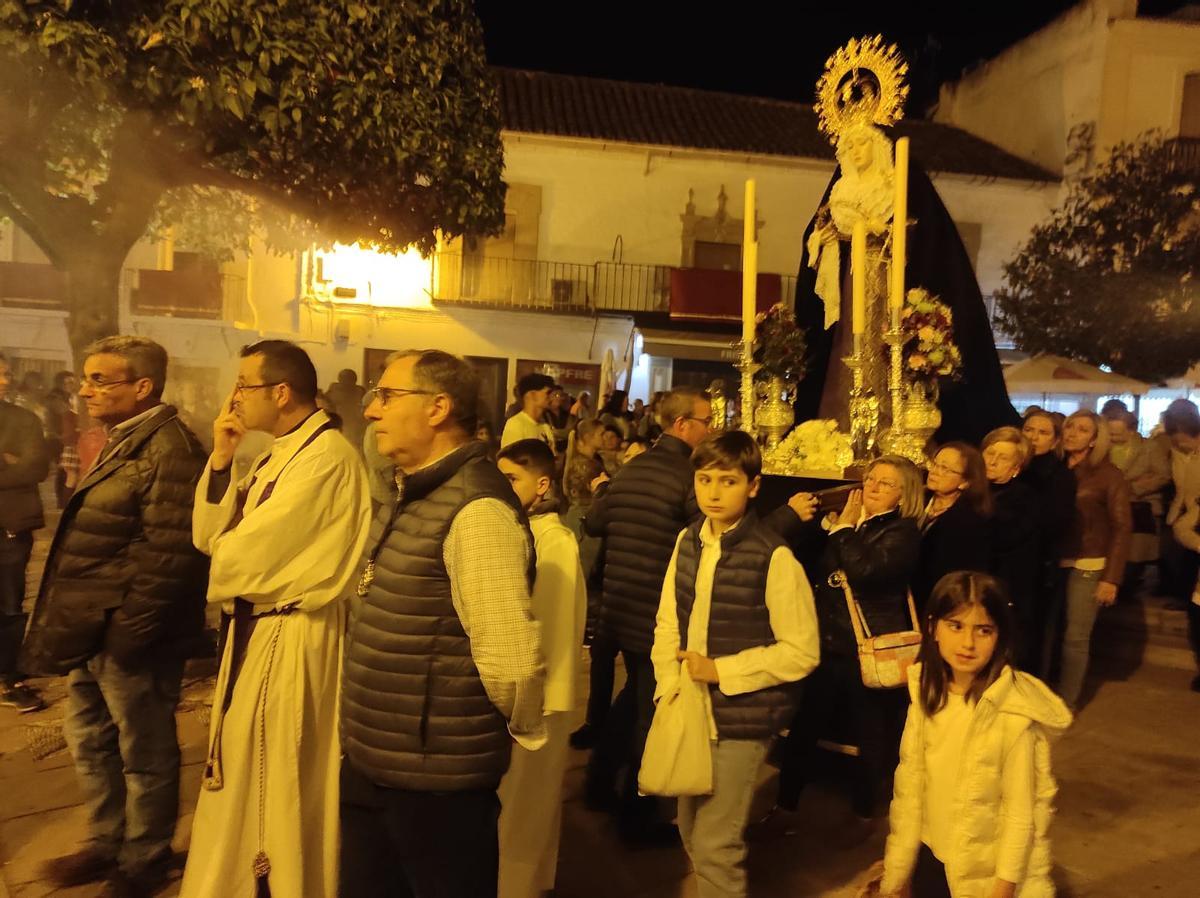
[
  {"x1": 495, "y1": 438, "x2": 586, "y2": 898},
  {"x1": 650, "y1": 431, "x2": 819, "y2": 898}
]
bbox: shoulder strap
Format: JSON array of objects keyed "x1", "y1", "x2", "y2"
[
  {"x1": 905, "y1": 591, "x2": 920, "y2": 630},
  {"x1": 256, "y1": 420, "x2": 336, "y2": 506},
  {"x1": 835, "y1": 570, "x2": 872, "y2": 643}
]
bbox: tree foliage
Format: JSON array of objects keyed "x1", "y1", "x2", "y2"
[
  {"x1": 995, "y1": 135, "x2": 1200, "y2": 382},
  {"x1": 0, "y1": 0, "x2": 507, "y2": 352}
]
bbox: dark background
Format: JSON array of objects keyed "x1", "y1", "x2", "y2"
[{"x1": 475, "y1": 1, "x2": 1196, "y2": 112}]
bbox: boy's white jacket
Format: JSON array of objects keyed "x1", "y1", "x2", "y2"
[
  {"x1": 880, "y1": 663, "x2": 1073, "y2": 898},
  {"x1": 529, "y1": 512, "x2": 588, "y2": 715}
]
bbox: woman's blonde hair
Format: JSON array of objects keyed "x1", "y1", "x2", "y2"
[
  {"x1": 1065, "y1": 409, "x2": 1110, "y2": 467},
  {"x1": 867, "y1": 455, "x2": 924, "y2": 520},
  {"x1": 982, "y1": 426, "x2": 1033, "y2": 473}
]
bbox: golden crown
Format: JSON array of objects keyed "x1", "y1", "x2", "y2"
[{"x1": 814, "y1": 35, "x2": 909, "y2": 145}]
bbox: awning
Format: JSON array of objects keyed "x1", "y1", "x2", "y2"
[
  {"x1": 1003, "y1": 353, "x2": 1152, "y2": 396},
  {"x1": 640, "y1": 327, "x2": 740, "y2": 363}
]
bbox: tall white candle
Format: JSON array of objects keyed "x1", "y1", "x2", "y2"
[
  {"x1": 890, "y1": 137, "x2": 909, "y2": 326},
  {"x1": 743, "y1": 180, "x2": 757, "y2": 349}
]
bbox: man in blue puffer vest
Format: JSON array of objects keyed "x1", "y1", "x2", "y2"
[{"x1": 341, "y1": 349, "x2": 546, "y2": 898}]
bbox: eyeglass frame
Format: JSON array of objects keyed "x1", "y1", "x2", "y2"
[
  {"x1": 862, "y1": 472, "x2": 901, "y2": 490},
  {"x1": 368, "y1": 386, "x2": 435, "y2": 407},
  {"x1": 78, "y1": 375, "x2": 140, "y2": 393},
  {"x1": 233, "y1": 381, "x2": 284, "y2": 394},
  {"x1": 928, "y1": 459, "x2": 967, "y2": 477}
]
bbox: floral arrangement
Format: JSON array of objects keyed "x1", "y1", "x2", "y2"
[
  {"x1": 764, "y1": 419, "x2": 853, "y2": 476},
  {"x1": 900, "y1": 287, "x2": 962, "y2": 387},
  {"x1": 752, "y1": 303, "x2": 807, "y2": 383}
]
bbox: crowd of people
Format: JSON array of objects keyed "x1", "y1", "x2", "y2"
[{"x1": 1, "y1": 338, "x2": 1199, "y2": 898}]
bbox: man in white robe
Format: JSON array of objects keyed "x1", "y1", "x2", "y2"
[{"x1": 181, "y1": 340, "x2": 370, "y2": 898}]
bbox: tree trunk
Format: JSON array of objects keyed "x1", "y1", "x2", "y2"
[{"x1": 62, "y1": 254, "x2": 124, "y2": 369}]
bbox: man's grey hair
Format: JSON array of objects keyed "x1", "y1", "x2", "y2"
[
  {"x1": 385, "y1": 349, "x2": 480, "y2": 434},
  {"x1": 657, "y1": 386, "x2": 711, "y2": 431},
  {"x1": 84, "y1": 335, "x2": 169, "y2": 399}
]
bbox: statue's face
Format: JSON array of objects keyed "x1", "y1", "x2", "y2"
[{"x1": 847, "y1": 129, "x2": 875, "y2": 173}]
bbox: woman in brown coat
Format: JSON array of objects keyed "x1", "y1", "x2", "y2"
[{"x1": 1054, "y1": 410, "x2": 1132, "y2": 709}]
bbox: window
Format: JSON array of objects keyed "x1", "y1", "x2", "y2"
[
  {"x1": 1181, "y1": 72, "x2": 1200, "y2": 139},
  {"x1": 693, "y1": 241, "x2": 742, "y2": 271}
]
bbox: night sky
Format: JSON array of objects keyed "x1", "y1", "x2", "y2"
[{"x1": 475, "y1": 0, "x2": 1196, "y2": 112}]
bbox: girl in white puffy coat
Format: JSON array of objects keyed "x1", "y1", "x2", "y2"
[{"x1": 879, "y1": 571, "x2": 1072, "y2": 898}]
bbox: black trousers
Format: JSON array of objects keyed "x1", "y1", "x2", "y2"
[
  {"x1": 586, "y1": 649, "x2": 658, "y2": 814},
  {"x1": 777, "y1": 654, "x2": 908, "y2": 818},
  {"x1": 339, "y1": 761, "x2": 501, "y2": 898},
  {"x1": 584, "y1": 632, "x2": 618, "y2": 730},
  {"x1": 0, "y1": 530, "x2": 33, "y2": 682},
  {"x1": 912, "y1": 843, "x2": 952, "y2": 898}
]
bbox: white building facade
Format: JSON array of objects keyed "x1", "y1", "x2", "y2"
[
  {"x1": 2, "y1": 68, "x2": 1059, "y2": 429},
  {"x1": 934, "y1": 0, "x2": 1200, "y2": 177}
]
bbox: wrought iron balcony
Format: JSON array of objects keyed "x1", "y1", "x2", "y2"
[
  {"x1": 431, "y1": 252, "x2": 796, "y2": 316},
  {"x1": 0, "y1": 261, "x2": 67, "y2": 310},
  {"x1": 126, "y1": 267, "x2": 246, "y2": 320},
  {"x1": 1166, "y1": 137, "x2": 1200, "y2": 174}
]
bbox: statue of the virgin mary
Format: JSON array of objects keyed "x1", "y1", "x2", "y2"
[{"x1": 793, "y1": 37, "x2": 1018, "y2": 445}]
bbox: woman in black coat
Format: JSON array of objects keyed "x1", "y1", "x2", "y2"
[
  {"x1": 912, "y1": 441, "x2": 992, "y2": 613},
  {"x1": 982, "y1": 426, "x2": 1042, "y2": 670},
  {"x1": 1019, "y1": 409, "x2": 1078, "y2": 676},
  {"x1": 771, "y1": 455, "x2": 924, "y2": 832}
]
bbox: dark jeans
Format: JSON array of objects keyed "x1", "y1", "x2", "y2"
[
  {"x1": 912, "y1": 843, "x2": 952, "y2": 898},
  {"x1": 0, "y1": 530, "x2": 34, "y2": 682},
  {"x1": 584, "y1": 633, "x2": 618, "y2": 730},
  {"x1": 62, "y1": 652, "x2": 184, "y2": 875},
  {"x1": 340, "y1": 761, "x2": 500, "y2": 898},
  {"x1": 586, "y1": 649, "x2": 657, "y2": 814},
  {"x1": 777, "y1": 655, "x2": 908, "y2": 819}
]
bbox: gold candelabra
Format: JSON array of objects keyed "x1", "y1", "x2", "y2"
[
  {"x1": 738, "y1": 340, "x2": 757, "y2": 440},
  {"x1": 844, "y1": 334, "x2": 880, "y2": 462}
]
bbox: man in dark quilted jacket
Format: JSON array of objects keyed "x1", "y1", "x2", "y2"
[
  {"x1": 583, "y1": 385, "x2": 711, "y2": 843},
  {"x1": 22, "y1": 336, "x2": 208, "y2": 898}
]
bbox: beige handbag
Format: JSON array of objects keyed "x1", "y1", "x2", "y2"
[
  {"x1": 833, "y1": 570, "x2": 922, "y2": 690},
  {"x1": 637, "y1": 662, "x2": 714, "y2": 797}
]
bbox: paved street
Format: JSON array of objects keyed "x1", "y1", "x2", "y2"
[{"x1": 2, "y1": 506, "x2": 1198, "y2": 897}]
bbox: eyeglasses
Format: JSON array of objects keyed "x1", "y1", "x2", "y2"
[
  {"x1": 681, "y1": 416, "x2": 711, "y2": 427},
  {"x1": 369, "y1": 386, "x2": 433, "y2": 407},
  {"x1": 863, "y1": 474, "x2": 900, "y2": 490},
  {"x1": 234, "y1": 381, "x2": 282, "y2": 394},
  {"x1": 80, "y1": 375, "x2": 137, "y2": 392},
  {"x1": 928, "y1": 460, "x2": 966, "y2": 477}
]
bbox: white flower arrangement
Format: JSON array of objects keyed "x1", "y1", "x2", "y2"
[{"x1": 763, "y1": 419, "x2": 853, "y2": 476}]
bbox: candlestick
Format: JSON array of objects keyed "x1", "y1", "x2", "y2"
[
  {"x1": 890, "y1": 137, "x2": 909, "y2": 327},
  {"x1": 851, "y1": 219, "x2": 867, "y2": 335}
]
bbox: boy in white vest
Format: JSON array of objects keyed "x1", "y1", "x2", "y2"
[
  {"x1": 495, "y1": 439, "x2": 587, "y2": 898},
  {"x1": 650, "y1": 431, "x2": 820, "y2": 898}
]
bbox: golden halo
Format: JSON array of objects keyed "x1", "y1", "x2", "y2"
[{"x1": 814, "y1": 35, "x2": 909, "y2": 145}]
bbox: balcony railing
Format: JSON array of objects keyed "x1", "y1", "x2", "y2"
[
  {"x1": 1167, "y1": 137, "x2": 1200, "y2": 174},
  {"x1": 431, "y1": 252, "x2": 797, "y2": 316},
  {"x1": 0, "y1": 261, "x2": 68, "y2": 310},
  {"x1": 126, "y1": 267, "x2": 246, "y2": 320}
]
